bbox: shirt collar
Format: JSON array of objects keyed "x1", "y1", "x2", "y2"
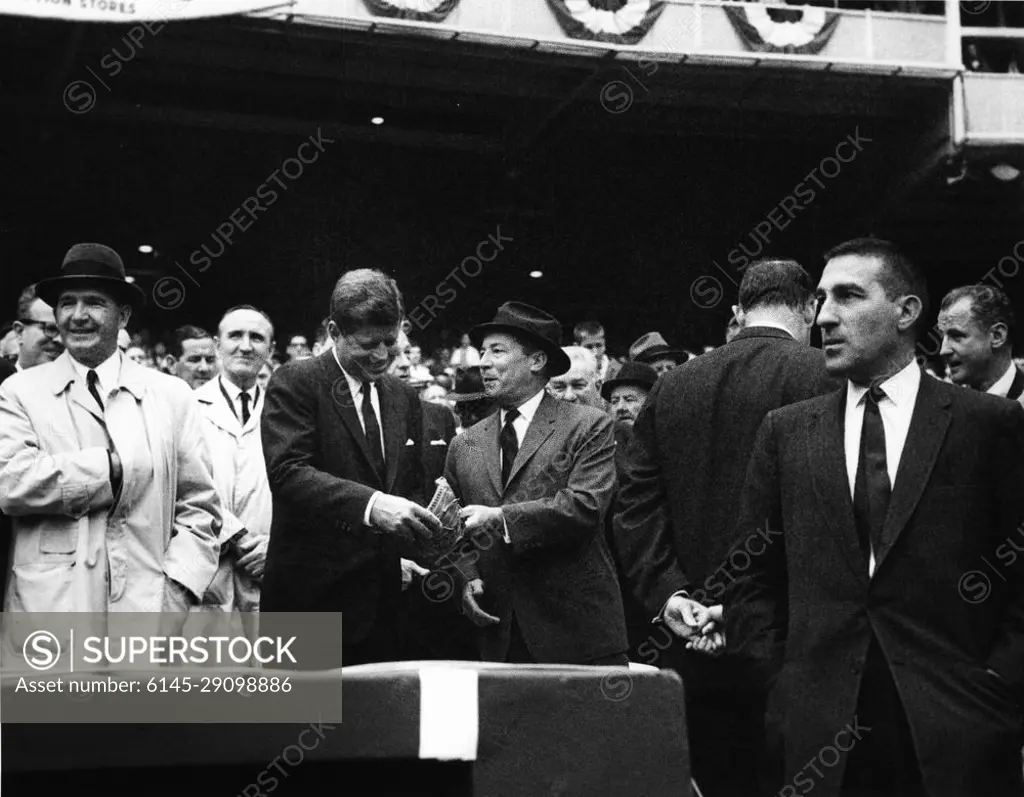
[
  {"x1": 69, "y1": 348, "x2": 121, "y2": 392},
  {"x1": 987, "y1": 360, "x2": 1018, "y2": 398},
  {"x1": 333, "y1": 348, "x2": 375, "y2": 398},
  {"x1": 847, "y1": 357, "x2": 921, "y2": 409},
  {"x1": 219, "y1": 374, "x2": 258, "y2": 403},
  {"x1": 503, "y1": 388, "x2": 545, "y2": 425}
]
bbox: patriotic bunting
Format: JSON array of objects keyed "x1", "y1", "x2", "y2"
[
  {"x1": 362, "y1": 0, "x2": 459, "y2": 22},
  {"x1": 725, "y1": 2, "x2": 840, "y2": 55},
  {"x1": 545, "y1": 0, "x2": 665, "y2": 46}
]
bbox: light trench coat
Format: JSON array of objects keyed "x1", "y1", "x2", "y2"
[
  {"x1": 0, "y1": 351, "x2": 222, "y2": 626},
  {"x1": 192, "y1": 376, "x2": 271, "y2": 625}
]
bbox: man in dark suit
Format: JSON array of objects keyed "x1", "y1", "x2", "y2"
[
  {"x1": 444, "y1": 302, "x2": 628, "y2": 665},
  {"x1": 937, "y1": 283, "x2": 1024, "y2": 408},
  {"x1": 260, "y1": 268, "x2": 441, "y2": 667},
  {"x1": 614, "y1": 259, "x2": 838, "y2": 797},
  {"x1": 726, "y1": 238, "x2": 1024, "y2": 797}
]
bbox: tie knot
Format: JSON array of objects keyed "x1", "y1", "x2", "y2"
[
  {"x1": 504, "y1": 408, "x2": 520, "y2": 426},
  {"x1": 87, "y1": 369, "x2": 99, "y2": 385},
  {"x1": 867, "y1": 383, "x2": 886, "y2": 404}
]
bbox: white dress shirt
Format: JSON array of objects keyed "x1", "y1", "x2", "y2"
[
  {"x1": 332, "y1": 349, "x2": 387, "y2": 526},
  {"x1": 844, "y1": 358, "x2": 921, "y2": 576},
  {"x1": 986, "y1": 360, "x2": 1018, "y2": 399},
  {"x1": 218, "y1": 375, "x2": 259, "y2": 423},
  {"x1": 68, "y1": 348, "x2": 122, "y2": 406},
  {"x1": 496, "y1": 388, "x2": 546, "y2": 543}
]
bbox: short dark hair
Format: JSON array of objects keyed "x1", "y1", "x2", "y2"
[
  {"x1": 218, "y1": 304, "x2": 274, "y2": 339},
  {"x1": 329, "y1": 269, "x2": 404, "y2": 333},
  {"x1": 16, "y1": 284, "x2": 38, "y2": 320},
  {"x1": 940, "y1": 284, "x2": 1016, "y2": 349},
  {"x1": 823, "y1": 238, "x2": 930, "y2": 329},
  {"x1": 738, "y1": 259, "x2": 815, "y2": 312},
  {"x1": 169, "y1": 325, "x2": 213, "y2": 358},
  {"x1": 573, "y1": 321, "x2": 604, "y2": 342}
]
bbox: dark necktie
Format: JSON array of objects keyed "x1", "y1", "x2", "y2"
[
  {"x1": 239, "y1": 391, "x2": 251, "y2": 426},
  {"x1": 500, "y1": 408, "x2": 520, "y2": 487},
  {"x1": 361, "y1": 380, "x2": 385, "y2": 478},
  {"x1": 86, "y1": 369, "x2": 104, "y2": 412},
  {"x1": 853, "y1": 384, "x2": 891, "y2": 564}
]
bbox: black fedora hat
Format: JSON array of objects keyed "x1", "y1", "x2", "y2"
[
  {"x1": 36, "y1": 243, "x2": 146, "y2": 311},
  {"x1": 600, "y1": 361, "x2": 658, "y2": 402},
  {"x1": 472, "y1": 301, "x2": 571, "y2": 376}
]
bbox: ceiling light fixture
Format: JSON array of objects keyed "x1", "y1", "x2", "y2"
[
  {"x1": 371, "y1": 117, "x2": 384, "y2": 126},
  {"x1": 991, "y1": 163, "x2": 1021, "y2": 182},
  {"x1": 529, "y1": 270, "x2": 543, "y2": 279},
  {"x1": 138, "y1": 245, "x2": 153, "y2": 254}
]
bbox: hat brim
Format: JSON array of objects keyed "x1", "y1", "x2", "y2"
[
  {"x1": 601, "y1": 377, "x2": 655, "y2": 402},
  {"x1": 448, "y1": 390, "x2": 492, "y2": 402},
  {"x1": 471, "y1": 322, "x2": 571, "y2": 377},
  {"x1": 35, "y1": 275, "x2": 146, "y2": 311}
]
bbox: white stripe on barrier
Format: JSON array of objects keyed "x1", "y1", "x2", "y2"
[{"x1": 418, "y1": 667, "x2": 479, "y2": 761}]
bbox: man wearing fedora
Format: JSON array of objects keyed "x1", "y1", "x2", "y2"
[
  {"x1": 448, "y1": 366, "x2": 497, "y2": 433},
  {"x1": 628, "y1": 331, "x2": 689, "y2": 376},
  {"x1": 602, "y1": 360, "x2": 657, "y2": 432},
  {"x1": 0, "y1": 243, "x2": 223, "y2": 615},
  {"x1": 614, "y1": 258, "x2": 839, "y2": 797},
  {"x1": 443, "y1": 301, "x2": 628, "y2": 665}
]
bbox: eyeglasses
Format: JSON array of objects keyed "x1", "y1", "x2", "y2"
[{"x1": 18, "y1": 319, "x2": 60, "y2": 337}]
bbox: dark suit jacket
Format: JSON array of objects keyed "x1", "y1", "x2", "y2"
[
  {"x1": 420, "y1": 399, "x2": 456, "y2": 499},
  {"x1": 726, "y1": 372, "x2": 1024, "y2": 797},
  {"x1": 614, "y1": 327, "x2": 839, "y2": 620},
  {"x1": 443, "y1": 392, "x2": 628, "y2": 663},
  {"x1": 260, "y1": 351, "x2": 424, "y2": 653}
]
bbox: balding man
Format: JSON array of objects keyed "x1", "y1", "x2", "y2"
[
  {"x1": 546, "y1": 345, "x2": 604, "y2": 409},
  {"x1": 193, "y1": 305, "x2": 276, "y2": 641}
]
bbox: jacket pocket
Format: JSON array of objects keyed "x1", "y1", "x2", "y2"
[{"x1": 10, "y1": 561, "x2": 76, "y2": 612}]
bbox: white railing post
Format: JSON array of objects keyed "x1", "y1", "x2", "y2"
[{"x1": 946, "y1": 0, "x2": 962, "y2": 69}]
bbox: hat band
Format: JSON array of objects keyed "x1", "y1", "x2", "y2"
[{"x1": 61, "y1": 260, "x2": 125, "y2": 279}]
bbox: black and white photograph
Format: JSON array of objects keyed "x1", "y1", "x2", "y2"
[{"x1": 1, "y1": 1, "x2": 1024, "y2": 795}]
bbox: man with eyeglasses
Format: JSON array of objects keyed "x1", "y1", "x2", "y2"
[
  {"x1": 260, "y1": 268, "x2": 442, "y2": 667},
  {"x1": 12, "y1": 283, "x2": 64, "y2": 372}
]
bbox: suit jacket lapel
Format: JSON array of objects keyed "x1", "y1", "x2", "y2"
[
  {"x1": 480, "y1": 412, "x2": 502, "y2": 496},
  {"x1": 377, "y1": 377, "x2": 404, "y2": 493},
  {"x1": 504, "y1": 394, "x2": 557, "y2": 493},
  {"x1": 321, "y1": 353, "x2": 381, "y2": 488},
  {"x1": 810, "y1": 389, "x2": 866, "y2": 582},
  {"x1": 1008, "y1": 366, "x2": 1024, "y2": 402},
  {"x1": 875, "y1": 374, "x2": 951, "y2": 570}
]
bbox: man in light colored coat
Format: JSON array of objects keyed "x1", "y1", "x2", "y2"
[
  {"x1": 0, "y1": 243, "x2": 221, "y2": 625},
  {"x1": 193, "y1": 305, "x2": 274, "y2": 641}
]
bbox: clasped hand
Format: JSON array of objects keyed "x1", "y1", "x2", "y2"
[
  {"x1": 370, "y1": 493, "x2": 442, "y2": 548},
  {"x1": 663, "y1": 595, "x2": 726, "y2": 656}
]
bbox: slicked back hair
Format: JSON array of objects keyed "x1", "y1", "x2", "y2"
[
  {"x1": 169, "y1": 325, "x2": 214, "y2": 358},
  {"x1": 824, "y1": 237, "x2": 930, "y2": 333},
  {"x1": 940, "y1": 283, "x2": 1016, "y2": 349},
  {"x1": 219, "y1": 304, "x2": 274, "y2": 340},
  {"x1": 738, "y1": 259, "x2": 815, "y2": 312}
]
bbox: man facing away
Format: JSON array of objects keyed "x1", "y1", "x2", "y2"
[
  {"x1": 444, "y1": 301, "x2": 628, "y2": 665},
  {"x1": 614, "y1": 258, "x2": 837, "y2": 797}
]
